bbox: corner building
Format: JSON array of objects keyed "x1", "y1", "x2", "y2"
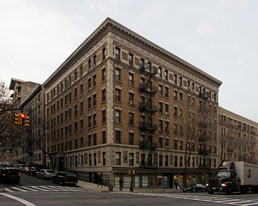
[{"x1": 43, "y1": 18, "x2": 222, "y2": 189}]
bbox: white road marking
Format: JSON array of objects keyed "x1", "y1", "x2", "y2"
[{"x1": 0, "y1": 193, "x2": 36, "y2": 206}]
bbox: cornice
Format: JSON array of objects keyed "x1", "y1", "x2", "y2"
[{"x1": 43, "y1": 17, "x2": 222, "y2": 89}]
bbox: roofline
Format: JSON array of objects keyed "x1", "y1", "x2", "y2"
[{"x1": 43, "y1": 17, "x2": 222, "y2": 88}]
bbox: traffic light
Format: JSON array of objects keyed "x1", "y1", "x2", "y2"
[
  {"x1": 128, "y1": 169, "x2": 136, "y2": 175},
  {"x1": 20, "y1": 113, "x2": 26, "y2": 126},
  {"x1": 132, "y1": 169, "x2": 136, "y2": 175},
  {"x1": 14, "y1": 113, "x2": 22, "y2": 126},
  {"x1": 24, "y1": 116, "x2": 30, "y2": 127}
]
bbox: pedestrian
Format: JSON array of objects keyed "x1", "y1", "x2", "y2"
[
  {"x1": 119, "y1": 177, "x2": 123, "y2": 191},
  {"x1": 175, "y1": 180, "x2": 178, "y2": 190}
]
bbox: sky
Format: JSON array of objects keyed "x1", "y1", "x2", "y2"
[{"x1": 0, "y1": 0, "x2": 257, "y2": 122}]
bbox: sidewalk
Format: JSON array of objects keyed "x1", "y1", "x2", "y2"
[{"x1": 77, "y1": 180, "x2": 183, "y2": 193}]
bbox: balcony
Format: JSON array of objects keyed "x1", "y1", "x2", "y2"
[
  {"x1": 139, "y1": 122, "x2": 157, "y2": 132},
  {"x1": 139, "y1": 141, "x2": 158, "y2": 149},
  {"x1": 139, "y1": 83, "x2": 158, "y2": 94},
  {"x1": 139, "y1": 102, "x2": 157, "y2": 113}
]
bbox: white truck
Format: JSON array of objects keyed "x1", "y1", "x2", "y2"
[{"x1": 207, "y1": 161, "x2": 258, "y2": 194}]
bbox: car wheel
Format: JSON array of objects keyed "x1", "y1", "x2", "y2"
[
  {"x1": 61, "y1": 180, "x2": 65, "y2": 186},
  {"x1": 208, "y1": 190, "x2": 214, "y2": 194}
]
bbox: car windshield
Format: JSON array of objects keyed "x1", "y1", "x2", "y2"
[{"x1": 216, "y1": 171, "x2": 231, "y2": 178}]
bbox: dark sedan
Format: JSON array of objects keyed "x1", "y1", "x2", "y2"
[
  {"x1": 53, "y1": 171, "x2": 78, "y2": 186},
  {"x1": 183, "y1": 184, "x2": 207, "y2": 192},
  {"x1": 0, "y1": 167, "x2": 20, "y2": 183}
]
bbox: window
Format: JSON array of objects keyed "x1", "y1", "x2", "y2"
[
  {"x1": 89, "y1": 154, "x2": 92, "y2": 166},
  {"x1": 116, "y1": 131, "x2": 121, "y2": 143},
  {"x1": 102, "y1": 68, "x2": 106, "y2": 81},
  {"x1": 165, "y1": 87, "x2": 169, "y2": 98},
  {"x1": 93, "y1": 74, "x2": 96, "y2": 87},
  {"x1": 165, "y1": 104, "x2": 169, "y2": 115},
  {"x1": 159, "y1": 155, "x2": 163, "y2": 167},
  {"x1": 88, "y1": 97, "x2": 92, "y2": 109},
  {"x1": 80, "y1": 64, "x2": 83, "y2": 76},
  {"x1": 102, "y1": 131, "x2": 106, "y2": 143},
  {"x1": 94, "y1": 153, "x2": 97, "y2": 166},
  {"x1": 88, "y1": 59, "x2": 91, "y2": 70},
  {"x1": 174, "y1": 139, "x2": 178, "y2": 150},
  {"x1": 115, "y1": 47, "x2": 120, "y2": 59},
  {"x1": 103, "y1": 152, "x2": 106, "y2": 165},
  {"x1": 159, "y1": 120, "x2": 163, "y2": 131},
  {"x1": 174, "y1": 74, "x2": 177, "y2": 84},
  {"x1": 174, "y1": 90, "x2": 178, "y2": 101},
  {"x1": 102, "y1": 110, "x2": 106, "y2": 123},
  {"x1": 93, "y1": 94, "x2": 97, "y2": 106},
  {"x1": 115, "y1": 110, "x2": 121, "y2": 123},
  {"x1": 164, "y1": 70, "x2": 168, "y2": 80},
  {"x1": 179, "y1": 140, "x2": 183, "y2": 150},
  {"x1": 93, "y1": 114, "x2": 97, "y2": 126},
  {"x1": 147, "y1": 62, "x2": 152, "y2": 72},
  {"x1": 129, "y1": 53, "x2": 133, "y2": 65},
  {"x1": 129, "y1": 133, "x2": 134, "y2": 145},
  {"x1": 129, "y1": 93, "x2": 134, "y2": 105},
  {"x1": 129, "y1": 73, "x2": 134, "y2": 86},
  {"x1": 158, "y1": 67, "x2": 162, "y2": 78},
  {"x1": 74, "y1": 70, "x2": 77, "y2": 81},
  {"x1": 179, "y1": 77, "x2": 182, "y2": 86},
  {"x1": 115, "y1": 88, "x2": 121, "y2": 102},
  {"x1": 165, "y1": 121, "x2": 169, "y2": 132},
  {"x1": 115, "y1": 68, "x2": 121, "y2": 81},
  {"x1": 179, "y1": 92, "x2": 183, "y2": 102},
  {"x1": 179, "y1": 157, "x2": 183, "y2": 167},
  {"x1": 165, "y1": 156, "x2": 169, "y2": 167},
  {"x1": 159, "y1": 138, "x2": 163, "y2": 148},
  {"x1": 80, "y1": 84, "x2": 83, "y2": 96},
  {"x1": 159, "y1": 102, "x2": 163, "y2": 113},
  {"x1": 159, "y1": 85, "x2": 163, "y2": 96},
  {"x1": 93, "y1": 133, "x2": 97, "y2": 145},
  {"x1": 88, "y1": 135, "x2": 92, "y2": 146},
  {"x1": 174, "y1": 107, "x2": 178, "y2": 117},
  {"x1": 116, "y1": 152, "x2": 121, "y2": 165},
  {"x1": 80, "y1": 102, "x2": 83, "y2": 114},
  {"x1": 88, "y1": 116, "x2": 92, "y2": 128},
  {"x1": 88, "y1": 78, "x2": 91, "y2": 90},
  {"x1": 174, "y1": 156, "x2": 178, "y2": 167},
  {"x1": 102, "y1": 89, "x2": 106, "y2": 102},
  {"x1": 140, "y1": 58, "x2": 145, "y2": 68},
  {"x1": 129, "y1": 113, "x2": 134, "y2": 125},
  {"x1": 102, "y1": 48, "x2": 106, "y2": 60},
  {"x1": 129, "y1": 153, "x2": 134, "y2": 166}
]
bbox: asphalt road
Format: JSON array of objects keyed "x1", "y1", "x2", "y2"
[{"x1": 0, "y1": 173, "x2": 258, "y2": 206}]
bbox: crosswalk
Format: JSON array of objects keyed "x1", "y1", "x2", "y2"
[
  {"x1": 2, "y1": 185, "x2": 85, "y2": 193},
  {"x1": 127, "y1": 192, "x2": 258, "y2": 206}
]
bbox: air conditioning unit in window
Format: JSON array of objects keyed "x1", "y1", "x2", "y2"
[
  {"x1": 129, "y1": 100, "x2": 135, "y2": 105},
  {"x1": 165, "y1": 112, "x2": 169, "y2": 115}
]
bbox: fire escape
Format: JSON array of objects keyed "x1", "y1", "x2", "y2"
[
  {"x1": 138, "y1": 61, "x2": 158, "y2": 168},
  {"x1": 198, "y1": 89, "x2": 212, "y2": 169}
]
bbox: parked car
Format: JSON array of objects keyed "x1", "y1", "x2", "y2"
[
  {"x1": 183, "y1": 184, "x2": 207, "y2": 192},
  {"x1": 37, "y1": 169, "x2": 54, "y2": 180},
  {"x1": 53, "y1": 171, "x2": 78, "y2": 186},
  {"x1": 0, "y1": 166, "x2": 20, "y2": 183},
  {"x1": 27, "y1": 167, "x2": 37, "y2": 176}
]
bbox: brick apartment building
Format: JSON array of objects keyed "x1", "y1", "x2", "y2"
[
  {"x1": 42, "y1": 18, "x2": 222, "y2": 189},
  {"x1": 218, "y1": 107, "x2": 258, "y2": 164}
]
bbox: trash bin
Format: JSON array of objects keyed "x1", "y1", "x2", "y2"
[{"x1": 109, "y1": 185, "x2": 113, "y2": 191}]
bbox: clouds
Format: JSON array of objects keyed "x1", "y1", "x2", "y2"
[{"x1": 0, "y1": 0, "x2": 257, "y2": 122}]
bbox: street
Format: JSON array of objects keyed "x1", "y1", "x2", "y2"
[{"x1": 0, "y1": 173, "x2": 258, "y2": 206}]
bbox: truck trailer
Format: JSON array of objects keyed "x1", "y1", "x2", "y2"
[{"x1": 207, "y1": 161, "x2": 258, "y2": 194}]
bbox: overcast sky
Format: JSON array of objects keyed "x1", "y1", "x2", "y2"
[{"x1": 0, "y1": 0, "x2": 257, "y2": 122}]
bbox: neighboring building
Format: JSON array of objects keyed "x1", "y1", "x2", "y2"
[
  {"x1": 43, "y1": 18, "x2": 222, "y2": 189},
  {"x1": 218, "y1": 107, "x2": 258, "y2": 164},
  {"x1": 13, "y1": 85, "x2": 45, "y2": 168},
  {"x1": 9, "y1": 78, "x2": 39, "y2": 107}
]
